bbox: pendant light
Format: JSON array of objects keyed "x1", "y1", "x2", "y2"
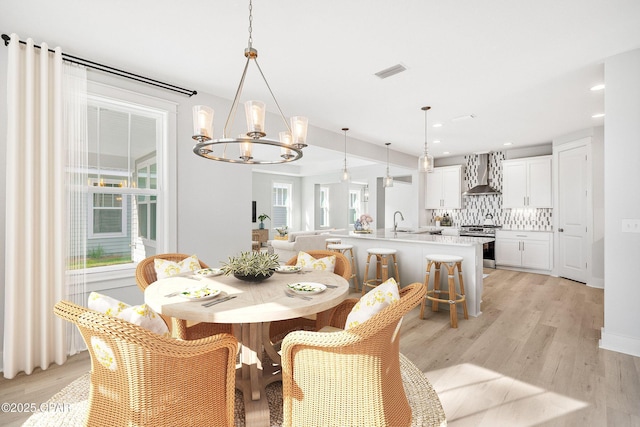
[
  {"x1": 340, "y1": 127, "x2": 351, "y2": 182},
  {"x1": 384, "y1": 142, "x2": 394, "y2": 187},
  {"x1": 418, "y1": 106, "x2": 434, "y2": 173},
  {"x1": 191, "y1": 0, "x2": 308, "y2": 164}
]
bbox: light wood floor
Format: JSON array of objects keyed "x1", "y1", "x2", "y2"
[{"x1": 2, "y1": 268, "x2": 639, "y2": 426}]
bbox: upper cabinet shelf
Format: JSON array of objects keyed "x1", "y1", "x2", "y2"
[
  {"x1": 425, "y1": 165, "x2": 462, "y2": 209},
  {"x1": 502, "y1": 156, "x2": 552, "y2": 208}
]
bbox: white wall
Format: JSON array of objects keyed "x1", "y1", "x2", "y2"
[{"x1": 601, "y1": 48, "x2": 640, "y2": 357}]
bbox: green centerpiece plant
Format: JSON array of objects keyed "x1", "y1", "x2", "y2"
[{"x1": 220, "y1": 251, "x2": 280, "y2": 282}]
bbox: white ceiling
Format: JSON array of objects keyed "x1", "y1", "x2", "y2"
[{"x1": 3, "y1": 0, "x2": 640, "y2": 169}]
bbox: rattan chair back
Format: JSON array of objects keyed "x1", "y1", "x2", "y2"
[
  {"x1": 281, "y1": 282, "x2": 428, "y2": 427},
  {"x1": 54, "y1": 300, "x2": 237, "y2": 427}
]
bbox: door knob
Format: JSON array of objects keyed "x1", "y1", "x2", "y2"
[{"x1": 558, "y1": 228, "x2": 564, "y2": 232}]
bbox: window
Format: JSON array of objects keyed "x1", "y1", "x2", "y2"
[
  {"x1": 349, "y1": 189, "x2": 361, "y2": 225},
  {"x1": 76, "y1": 91, "x2": 169, "y2": 271},
  {"x1": 320, "y1": 186, "x2": 330, "y2": 227},
  {"x1": 272, "y1": 182, "x2": 292, "y2": 228}
]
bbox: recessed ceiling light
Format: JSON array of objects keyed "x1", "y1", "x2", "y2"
[
  {"x1": 592, "y1": 113, "x2": 605, "y2": 118},
  {"x1": 503, "y1": 142, "x2": 513, "y2": 146},
  {"x1": 451, "y1": 114, "x2": 476, "y2": 122},
  {"x1": 433, "y1": 140, "x2": 441, "y2": 144},
  {"x1": 590, "y1": 84, "x2": 605, "y2": 91},
  {"x1": 432, "y1": 123, "x2": 443, "y2": 128},
  {"x1": 443, "y1": 151, "x2": 450, "y2": 155}
]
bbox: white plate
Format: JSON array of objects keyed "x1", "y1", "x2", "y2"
[
  {"x1": 180, "y1": 286, "x2": 221, "y2": 301},
  {"x1": 287, "y1": 282, "x2": 327, "y2": 295},
  {"x1": 194, "y1": 268, "x2": 223, "y2": 277},
  {"x1": 276, "y1": 265, "x2": 302, "y2": 274}
]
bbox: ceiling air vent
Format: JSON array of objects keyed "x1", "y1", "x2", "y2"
[{"x1": 374, "y1": 64, "x2": 407, "y2": 79}]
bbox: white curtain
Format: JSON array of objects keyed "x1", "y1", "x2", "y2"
[{"x1": 3, "y1": 34, "x2": 87, "y2": 379}]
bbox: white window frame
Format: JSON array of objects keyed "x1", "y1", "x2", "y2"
[
  {"x1": 75, "y1": 81, "x2": 177, "y2": 282},
  {"x1": 320, "y1": 186, "x2": 330, "y2": 228},
  {"x1": 348, "y1": 188, "x2": 361, "y2": 226},
  {"x1": 272, "y1": 182, "x2": 292, "y2": 228},
  {"x1": 88, "y1": 178, "x2": 128, "y2": 238},
  {"x1": 135, "y1": 157, "x2": 158, "y2": 247}
]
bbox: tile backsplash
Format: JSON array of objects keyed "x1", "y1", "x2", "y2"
[{"x1": 430, "y1": 151, "x2": 553, "y2": 231}]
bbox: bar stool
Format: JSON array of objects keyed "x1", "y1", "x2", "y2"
[
  {"x1": 325, "y1": 237, "x2": 341, "y2": 250},
  {"x1": 327, "y1": 243, "x2": 359, "y2": 292},
  {"x1": 420, "y1": 254, "x2": 468, "y2": 328},
  {"x1": 362, "y1": 248, "x2": 400, "y2": 295}
]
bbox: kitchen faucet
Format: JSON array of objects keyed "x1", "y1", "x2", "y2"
[{"x1": 393, "y1": 211, "x2": 404, "y2": 232}]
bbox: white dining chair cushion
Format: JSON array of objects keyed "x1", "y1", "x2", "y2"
[
  {"x1": 154, "y1": 254, "x2": 201, "y2": 280},
  {"x1": 295, "y1": 251, "x2": 336, "y2": 273},
  {"x1": 344, "y1": 277, "x2": 400, "y2": 330},
  {"x1": 88, "y1": 292, "x2": 169, "y2": 336},
  {"x1": 90, "y1": 336, "x2": 117, "y2": 371}
]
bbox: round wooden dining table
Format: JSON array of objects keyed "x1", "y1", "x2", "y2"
[{"x1": 144, "y1": 269, "x2": 349, "y2": 427}]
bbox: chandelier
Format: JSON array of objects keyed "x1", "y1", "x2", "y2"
[
  {"x1": 418, "y1": 106, "x2": 434, "y2": 173},
  {"x1": 191, "y1": 0, "x2": 308, "y2": 164},
  {"x1": 384, "y1": 142, "x2": 394, "y2": 187},
  {"x1": 340, "y1": 127, "x2": 351, "y2": 182}
]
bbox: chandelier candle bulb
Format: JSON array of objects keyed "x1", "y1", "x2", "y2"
[
  {"x1": 279, "y1": 131, "x2": 294, "y2": 159},
  {"x1": 290, "y1": 116, "x2": 308, "y2": 148},
  {"x1": 193, "y1": 105, "x2": 214, "y2": 139},
  {"x1": 244, "y1": 100, "x2": 266, "y2": 136},
  {"x1": 240, "y1": 139, "x2": 253, "y2": 160}
]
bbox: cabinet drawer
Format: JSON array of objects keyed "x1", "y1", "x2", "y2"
[{"x1": 496, "y1": 230, "x2": 551, "y2": 242}]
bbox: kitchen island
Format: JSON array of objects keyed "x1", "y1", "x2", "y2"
[{"x1": 330, "y1": 229, "x2": 493, "y2": 317}]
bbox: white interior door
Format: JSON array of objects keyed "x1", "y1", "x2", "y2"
[{"x1": 557, "y1": 144, "x2": 588, "y2": 282}]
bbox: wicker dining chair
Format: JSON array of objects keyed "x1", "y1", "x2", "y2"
[
  {"x1": 135, "y1": 253, "x2": 232, "y2": 339},
  {"x1": 268, "y1": 250, "x2": 352, "y2": 341},
  {"x1": 54, "y1": 300, "x2": 238, "y2": 427},
  {"x1": 281, "y1": 282, "x2": 445, "y2": 427}
]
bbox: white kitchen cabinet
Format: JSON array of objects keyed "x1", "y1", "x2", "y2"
[
  {"x1": 495, "y1": 230, "x2": 553, "y2": 271},
  {"x1": 502, "y1": 156, "x2": 552, "y2": 208},
  {"x1": 425, "y1": 165, "x2": 462, "y2": 209}
]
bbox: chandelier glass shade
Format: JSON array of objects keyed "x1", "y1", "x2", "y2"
[
  {"x1": 384, "y1": 142, "x2": 394, "y2": 188},
  {"x1": 418, "y1": 105, "x2": 434, "y2": 173},
  {"x1": 191, "y1": 0, "x2": 308, "y2": 164},
  {"x1": 340, "y1": 127, "x2": 351, "y2": 182}
]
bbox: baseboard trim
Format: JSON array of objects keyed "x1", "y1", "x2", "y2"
[
  {"x1": 600, "y1": 328, "x2": 640, "y2": 357},
  {"x1": 587, "y1": 277, "x2": 604, "y2": 289}
]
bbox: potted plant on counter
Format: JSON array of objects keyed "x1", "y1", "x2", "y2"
[
  {"x1": 220, "y1": 251, "x2": 280, "y2": 282},
  {"x1": 257, "y1": 213, "x2": 270, "y2": 229}
]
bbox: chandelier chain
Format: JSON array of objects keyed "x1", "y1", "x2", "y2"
[{"x1": 247, "y1": 0, "x2": 254, "y2": 48}]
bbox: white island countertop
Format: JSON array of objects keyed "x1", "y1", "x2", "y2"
[{"x1": 330, "y1": 229, "x2": 494, "y2": 246}]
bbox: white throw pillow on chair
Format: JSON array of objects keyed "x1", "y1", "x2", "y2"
[
  {"x1": 153, "y1": 254, "x2": 201, "y2": 280},
  {"x1": 88, "y1": 292, "x2": 169, "y2": 336},
  {"x1": 344, "y1": 278, "x2": 400, "y2": 330},
  {"x1": 295, "y1": 251, "x2": 336, "y2": 273}
]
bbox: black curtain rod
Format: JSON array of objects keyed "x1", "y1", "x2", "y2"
[{"x1": 2, "y1": 34, "x2": 197, "y2": 97}]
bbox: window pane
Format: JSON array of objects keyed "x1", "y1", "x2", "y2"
[
  {"x1": 150, "y1": 163, "x2": 157, "y2": 189},
  {"x1": 150, "y1": 203, "x2": 157, "y2": 240},
  {"x1": 94, "y1": 209, "x2": 122, "y2": 233},
  {"x1": 138, "y1": 203, "x2": 148, "y2": 238}
]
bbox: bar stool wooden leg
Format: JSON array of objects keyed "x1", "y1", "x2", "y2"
[
  {"x1": 457, "y1": 261, "x2": 469, "y2": 320},
  {"x1": 431, "y1": 261, "x2": 442, "y2": 312},
  {"x1": 362, "y1": 253, "x2": 374, "y2": 295},
  {"x1": 381, "y1": 254, "x2": 389, "y2": 282},
  {"x1": 348, "y1": 248, "x2": 359, "y2": 292},
  {"x1": 445, "y1": 262, "x2": 458, "y2": 328},
  {"x1": 391, "y1": 254, "x2": 400, "y2": 286},
  {"x1": 420, "y1": 260, "x2": 434, "y2": 319}
]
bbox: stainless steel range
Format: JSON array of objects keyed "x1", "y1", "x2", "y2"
[{"x1": 459, "y1": 225, "x2": 500, "y2": 268}]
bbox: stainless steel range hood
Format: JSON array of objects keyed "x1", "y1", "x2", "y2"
[{"x1": 463, "y1": 153, "x2": 500, "y2": 196}]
